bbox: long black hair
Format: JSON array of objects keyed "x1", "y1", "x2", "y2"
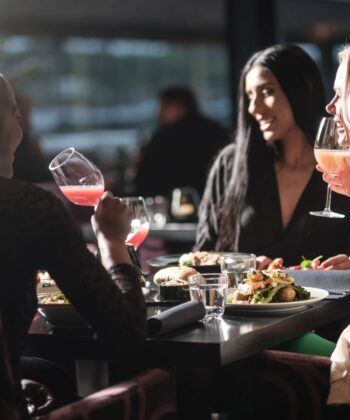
[{"x1": 216, "y1": 43, "x2": 326, "y2": 250}]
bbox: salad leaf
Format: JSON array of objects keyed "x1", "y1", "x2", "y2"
[
  {"x1": 178, "y1": 253, "x2": 193, "y2": 266},
  {"x1": 300, "y1": 255, "x2": 322, "y2": 270}
]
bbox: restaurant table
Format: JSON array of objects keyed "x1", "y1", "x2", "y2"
[
  {"x1": 26, "y1": 289, "x2": 350, "y2": 415},
  {"x1": 27, "y1": 293, "x2": 350, "y2": 368}
]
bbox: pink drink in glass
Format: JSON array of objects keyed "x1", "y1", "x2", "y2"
[
  {"x1": 314, "y1": 149, "x2": 350, "y2": 173},
  {"x1": 126, "y1": 222, "x2": 150, "y2": 250},
  {"x1": 59, "y1": 185, "x2": 104, "y2": 206}
]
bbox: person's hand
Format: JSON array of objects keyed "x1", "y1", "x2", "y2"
[
  {"x1": 92, "y1": 192, "x2": 131, "y2": 243},
  {"x1": 256, "y1": 255, "x2": 272, "y2": 270},
  {"x1": 316, "y1": 160, "x2": 350, "y2": 197},
  {"x1": 91, "y1": 192, "x2": 132, "y2": 268},
  {"x1": 319, "y1": 254, "x2": 350, "y2": 270}
]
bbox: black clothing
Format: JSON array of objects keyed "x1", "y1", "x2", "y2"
[
  {"x1": 0, "y1": 177, "x2": 146, "y2": 413},
  {"x1": 197, "y1": 144, "x2": 350, "y2": 267},
  {"x1": 12, "y1": 133, "x2": 51, "y2": 183},
  {"x1": 135, "y1": 113, "x2": 229, "y2": 197}
]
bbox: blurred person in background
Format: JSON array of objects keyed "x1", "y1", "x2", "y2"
[
  {"x1": 134, "y1": 85, "x2": 229, "y2": 199},
  {"x1": 12, "y1": 93, "x2": 51, "y2": 183},
  {"x1": 196, "y1": 43, "x2": 350, "y2": 270}
]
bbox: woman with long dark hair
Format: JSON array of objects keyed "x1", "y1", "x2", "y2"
[{"x1": 196, "y1": 43, "x2": 350, "y2": 269}]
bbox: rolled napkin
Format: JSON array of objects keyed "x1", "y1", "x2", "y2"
[
  {"x1": 147, "y1": 300, "x2": 206, "y2": 336},
  {"x1": 284, "y1": 270, "x2": 350, "y2": 291},
  {"x1": 327, "y1": 324, "x2": 350, "y2": 404}
]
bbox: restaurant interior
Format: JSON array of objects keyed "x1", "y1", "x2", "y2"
[{"x1": 2, "y1": 0, "x2": 350, "y2": 419}]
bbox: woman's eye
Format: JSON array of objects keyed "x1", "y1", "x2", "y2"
[{"x1": 261, "y1": 88, "x2": 273, "y2": 97}]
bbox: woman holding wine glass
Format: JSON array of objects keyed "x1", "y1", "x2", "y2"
[
  {"x1": 196, "y1": 43, "x2": 350, "y2": 270},
  {"x1": 0, "y1": 74, "x2": 146, "y2": 417}
]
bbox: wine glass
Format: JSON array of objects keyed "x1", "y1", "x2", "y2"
[
  {"x1": 310, "y1": 117, "x2": 349, "y2": 218},
  {"x1": 121, "y1": 196, "x2": 150, "y2": 250},
  {"x1": 49, "y1": 147, "x2": 105, "y2": 206}
]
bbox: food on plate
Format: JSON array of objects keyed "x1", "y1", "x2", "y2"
[
  {"x1": 36, "y1": 270, "x2": 56, "y2": 287},
  {"x1": 154, "y1": 266, "x2": 199, "y2": 301},
  {"x1": 226, "y1": 268, "x2": 310, "y2": 304},
  {"x1": 38, "y1": 291, "x2": 70, "y2": 305},
  {"x1": 153, "y1": 266, "x2": 199, "y2": 285},
  {"x1": 267, "y1": 256, "x2": 324, "y2": 270},
  {"x1": 179, "y1": 251, "x2": 221, "y2": 267}
]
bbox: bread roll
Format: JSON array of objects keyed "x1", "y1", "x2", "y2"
[{"x1": 153, "y1": 266, "x2": 199, "y2": 285}]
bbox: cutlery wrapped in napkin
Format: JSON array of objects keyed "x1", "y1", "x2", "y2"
[{"x1": 147, "y1": 300, "x2": 206, "y2": 336}]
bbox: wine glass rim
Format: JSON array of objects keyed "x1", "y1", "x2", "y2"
[{"x1": 49, "y1": 147, "x2": 76, "y2": 171}]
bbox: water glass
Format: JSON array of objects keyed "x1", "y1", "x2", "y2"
[
  {"x1": 220, "y1": 253, "x2": 256, "y2": 288},
  {"x1": 188, "y1": 273, "x2": 228, "y2": 319}
]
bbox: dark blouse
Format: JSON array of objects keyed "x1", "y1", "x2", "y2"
[
  {"x1": 0, "y1": 177, "x2": 146, "y2": 367},
  {"x1": 196, "y1": 144, "x2": 350, "y2": 267}
]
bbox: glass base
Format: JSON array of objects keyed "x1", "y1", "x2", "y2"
[{"x1": 309, "y1": 210, "x2": 345, "y2": 219}]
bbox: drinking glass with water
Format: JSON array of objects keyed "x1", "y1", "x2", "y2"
[{"x1": 220, "y1": 253, "x2": 256, "y2": 288}]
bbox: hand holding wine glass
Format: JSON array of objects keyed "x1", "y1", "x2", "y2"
[
  {"x1": 310, "y1": 117, "x2": 350, "y2": 218},
  {"x1": 49, "y1": 147, "x2": 104, "y2": 206}
]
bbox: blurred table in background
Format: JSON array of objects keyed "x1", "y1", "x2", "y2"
[
  {"x1": 148, "y1": 222, "x2": 197, "y2": 242},
  {"x1": 80, "y1": 222, "x2": 197, "y2": 243}
]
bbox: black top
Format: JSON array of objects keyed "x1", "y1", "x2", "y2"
[
  {"x1": 196, "y1": 144, "x2": 350, "y2": 266},
  {"x1": 134, "y1": 113, "x2": 229, "y2": 197},
  {"x1": 0, "y1": 177, "x2": 146, "y2": 367}
]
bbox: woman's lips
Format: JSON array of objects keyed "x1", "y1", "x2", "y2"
[{"x1": 259, "y1": 117, "x2": 275, "y2": 131}]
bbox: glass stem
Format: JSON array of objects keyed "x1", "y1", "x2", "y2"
[{"x1": 324, "y1": 185, "x2": 333, "y2": 212}]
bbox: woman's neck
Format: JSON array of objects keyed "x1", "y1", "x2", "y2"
[{"x1": 276, "y1": 127, "x2": 315, "y2": 170}]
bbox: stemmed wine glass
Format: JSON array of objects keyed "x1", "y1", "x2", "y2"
[
  {"x1": 49, "y1": 147, "x2": 105, "y2": 206},
  {"x1": 310, "y1": 117, "x2": 349, "y2": 218},
  {"x1": 49, "y1": 148, "x2": 150, "y2": 250},
  {"x1": 121, "y1": 197, "x2": 150, "y2": 250}
]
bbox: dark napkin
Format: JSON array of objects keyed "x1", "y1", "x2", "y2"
[
  {"x1": 147, "y1": 300, "x2": 206, "y2": 336},
  {"x1": 285, "y1": 269, "x2": 350, "y2": 291}
]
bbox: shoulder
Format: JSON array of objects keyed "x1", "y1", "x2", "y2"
[{"x1": 0, "y1": 178, "x2": 69, "y2": 217}]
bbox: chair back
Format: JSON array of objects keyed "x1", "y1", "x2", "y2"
[
  {"x1": 42, "y1": 368, "x2": 177, "y2": 419},
  {"x1": 0, "y1": 314, "x2": 20, "y2": 420}
]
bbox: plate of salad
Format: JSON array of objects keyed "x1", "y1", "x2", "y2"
[{"x1": 225, "y1": 268, "x2": 329, "y2": 313}]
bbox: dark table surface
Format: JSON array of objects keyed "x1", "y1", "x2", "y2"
[{"x1": 27, "y1": 292, "x2": 350, "y2": 368}]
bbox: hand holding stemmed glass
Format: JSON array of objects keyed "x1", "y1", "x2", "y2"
[
  {"x1": 49, "y1": 148, "x2": 150, "y2": 250},
  {"x1": 310, "y1": 117, "x2": 350, "y2": 218}
]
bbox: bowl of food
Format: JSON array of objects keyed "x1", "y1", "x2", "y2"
[
  {"x1": 153, "y1": 266, "x2": 200, "y2": 301},
  {"x1": 37, "y1": 291, "x2": 89, "y2": 331},
  {"x1": 147, "y1": 251, "x2": 222, "y2": 273}
]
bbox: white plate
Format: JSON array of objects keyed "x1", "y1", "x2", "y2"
[{"x1": 225, "y1": 287, "x2": 329, "y2": 313}]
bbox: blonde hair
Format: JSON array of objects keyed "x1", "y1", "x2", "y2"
[{"x1": 338, "y1": 46, "x2": 350, "y2": 131}]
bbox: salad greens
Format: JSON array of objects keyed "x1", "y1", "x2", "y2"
[
  {"x1": 251, "y1": 284, "x2": 310, "y2": 304},
  {"x1": 300, "y1": 255, "x2": 323, "y2": 270}
]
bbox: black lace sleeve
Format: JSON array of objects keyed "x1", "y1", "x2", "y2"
[
  {"x1": 196, "y1": 144, "x2": 235, "y2": 250},
  {"x1": 24, "y1": 184, "x2": 146, "y2": 346}
]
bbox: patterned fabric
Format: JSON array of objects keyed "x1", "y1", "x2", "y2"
[
  {"x1": 0, "y1": 177, "x2": 146, "y2": 413},
  {"x1": 42, "y1": 368, "x2": 177, "y2": 419},
  {"x1": 196, "y1": 143, "x2": 350, "y2": 266}
]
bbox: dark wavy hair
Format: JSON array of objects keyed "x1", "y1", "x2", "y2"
[{"x1": 216, "y1": 43, "x2": 326, "y2": 250}]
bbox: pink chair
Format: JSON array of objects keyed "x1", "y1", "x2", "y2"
[{"x1": 42, "y1": 368, "x2": 177, "y2": 419}]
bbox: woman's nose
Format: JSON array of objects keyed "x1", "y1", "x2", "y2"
[
  {"x1": 325, "y1": 96, "x2": 336, "y2": 115},
  {"x1": 248, "y1": 96, "x2": 260, "y2": 115}
]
